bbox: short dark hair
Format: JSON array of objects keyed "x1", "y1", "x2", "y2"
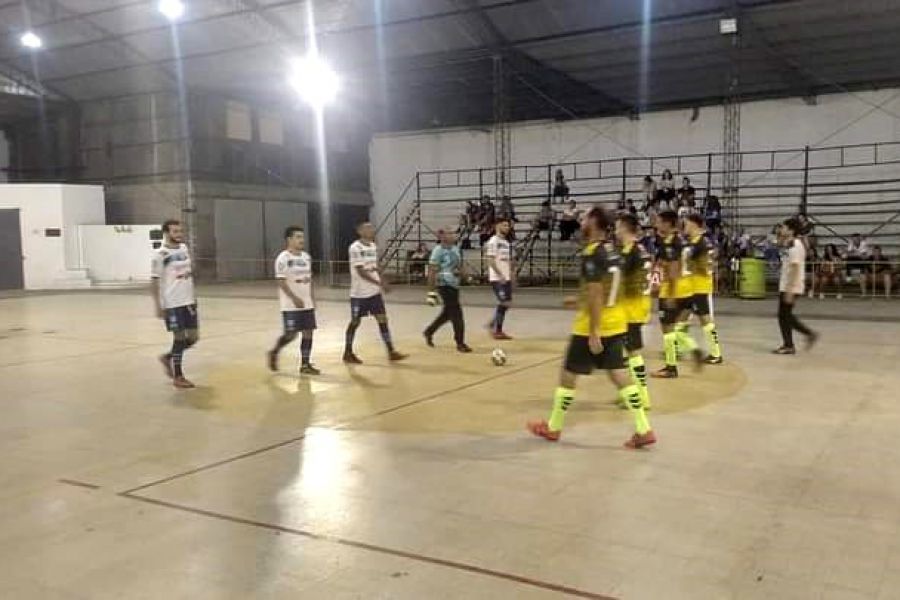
[
  {"x1": 657, "y1": 210, "x2": 678, "y2": 227},
  {"x1": 584, "y1": 206, "x2": 613, "y2": 231},
  {"x1": 495, "y1": 217, "x2": 510, "y2": 225},
  {"x1": 284, "y1": 226, "x2": 304, "y2": 240},
  {"x1": 162, "y1": 219, "x2": 180, "y2": 233},
  {"x1": 686, "y1": 213, "x2": 704, "y2": 227},
  {"x1": 616, "y1": 213, "x2": 640, "y2": 233},
  {"x1": 783, "y1": 217, "x2": 801, "y2": 235}
]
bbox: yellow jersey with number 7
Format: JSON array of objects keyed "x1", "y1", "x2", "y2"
[{"x1": 571, "y1": 241, "x2": 628, "y2": 337}]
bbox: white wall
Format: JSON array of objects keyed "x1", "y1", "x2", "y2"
[
  {"x1": 0, "y1": 184, "x2": 104, "y2": 289},
  {"x1": 79, "y1": 225, "x2": 157, "y2": 283},
  {"x1": 370, "y1": 88, "x2": 900, "y2": 241}
]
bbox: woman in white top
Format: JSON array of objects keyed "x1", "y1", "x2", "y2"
[
  {"x1": 774, "y1": 217, "x2": 819, "y2": 355},
  {"x1": 659, "y1": 169, "x2": 676, "y2": 207}
]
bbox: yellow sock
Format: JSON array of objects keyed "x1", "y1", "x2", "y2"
[
  {"x1": 675, "y1": 323, "x2": 698, "y2": 352},
  {"x1": 663, "y1": 332, "x2": 678, "y2": 367},
  {"x1": 627, "y1": 354, "x2": 651, "y2": 409},
  {"x1": 619, "y1": 384, "x2": 650, "y2": 434},
  {"x1": 548, "y1": 387, "x2": 574, "y2": 431},
  {"x1": 703, "y1": 322, "x2": 722, "y2": 358}
]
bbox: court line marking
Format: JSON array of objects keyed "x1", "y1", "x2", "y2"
[
  {"x1": 119, "y1": 355, "x2": 559, "y2": 495},
  {"x1": 119, "y1": 492, "x2": 616, "y2": 600},
  {"x1": 58, "y1": 479, "x2": 101, "y2": 490}
]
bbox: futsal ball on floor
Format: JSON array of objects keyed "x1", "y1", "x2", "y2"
[
  {"x1": 491, "y1": 348, "x2": 507, "y2": 366},
  {"x1": 426, "y1": 291, "x2": 440, "y2": 306}
]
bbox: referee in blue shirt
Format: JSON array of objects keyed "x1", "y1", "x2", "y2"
[{"x1": 423, "y1": 229, "x2": 472, "y2": 352}]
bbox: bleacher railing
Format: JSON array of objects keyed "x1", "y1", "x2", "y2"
[{"x1": 382, "y1": 140, "x2": 900, "y2": 279}]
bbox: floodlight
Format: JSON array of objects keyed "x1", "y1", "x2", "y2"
[
  {"x1": 719, "y1": 18, "x2": 738, "y2": 35},
  {"x1": 158, "y1": 0, "x2": 186, "y2": 21},
  {"x1": 20, "y1": 31, "x2": 43, "y2": 49},
  {"x1": 288, "y1": 55, "x2": 339, "y2": 108}
]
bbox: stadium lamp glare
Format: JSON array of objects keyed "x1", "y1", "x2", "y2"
[
  {"x1": 288, "y1": 54, "x2": 339, "y2": 108},
  {"x1": 20, "y1": 31, "x2": 43, "y2": 49},
  {"x1": 158, "y1": 0, "x2": 186, "y2": 21}
]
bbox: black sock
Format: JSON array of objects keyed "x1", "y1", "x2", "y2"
[
  {"x1": 378, "y1": 322, "x2": 395, "y2": 352},
  {"x1": 170, "y1": 339, "x2": 187, "y2": 377},
  {"x1": 272, "y1": 332, "x2": 296, "y2": 355},
  {"x1": 495, "y1": 305, "x2": 508, "y2": 331},
  {"x1": 344, "y1": 320, "x2": 360, "y2": 355},
  {"x1": 301, "y1": 333, "x2": 313, "y2": 365}
]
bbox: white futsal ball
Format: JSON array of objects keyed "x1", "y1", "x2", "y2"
[
  {"x1": 491, "y1": 348, "x2": 507, "y2": 366},
  {"x1": 426, "y1": 291, "x2": 439, "y2": 306}
]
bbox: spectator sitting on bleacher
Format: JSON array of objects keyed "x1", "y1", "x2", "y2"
[
  {"x1": 625, "y1": 198, "x2": 638, "y2": 217},
  {"x1": 496, "y1": 195, "x2": 517, "y2": 223},
  {"x1": 552, "y1": 169, "x2": 569, "y2": 203},
  {"x1": 457, "y1": 213, "x2": 472, "y2": 249},
  {"x1": 659, "y1": 169, "x2": 676, "y2": 207},
  {"x1": 535, "y1": 199, "x2": 554, "y2": 239},
  {"x1": 559, "y1": 200, "x2": 581, "y2": 241},
  {"x1": 815, "y1": 244, "x2": 843, "y2": 299},
  {"x1": 843, "y1": 233, "x2": 870, "y2": 296},
  {"x1": 678, "y1": 177, "x2": 696, "y2": 206},
  {"x1": 867, "y1": 245, "x2": 893, "y2": 299},
  {"x1": 408, "y1": 243, "x2": 430, "y2": 282},
  {"x1": 478, "y1": 196, "x2": 495, "y2": 247}
]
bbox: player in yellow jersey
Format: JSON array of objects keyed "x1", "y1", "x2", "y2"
[
  {"x1": 615, "y1": 213, "x2": 653, "y2": 410},
  {"x1": 527, "y1": 207, "x2": 656, "y2": 449},
  {"x1": 653, "y1": 210, "x2": 702, "y2": 378},
  {"x1": 683, "y1": 214, "x2": 724, "y2": 364}
]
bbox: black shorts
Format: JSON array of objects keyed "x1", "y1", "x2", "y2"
[
  {"x1": 164, "y1": 303, "x2": 198, "y2": 332},
  {"x1": 658, "y1": 298, "x2": 691, "y2": 326},
  {"x1": 625, "y1": 323, "x2": 644, "y2": 352},
  {"x1": 350, "y1": 295, "x2": 386, "y2": 319},
  {"x1": 492, "y1": 281, "x2": 513, "y2": 303},
  {"x1": 691, "y1": 293, "x2": 712, "y2": 317},
  {"x1": 564, "y1": 334, "x2": 627, "y2": 375},
  {"x1": 283, "y1": 309, "x2": 317, "y2": 333}
]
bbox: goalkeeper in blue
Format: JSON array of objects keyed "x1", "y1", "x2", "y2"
[{"x1": 423, "y1": 229, "x2": 472, "y2": 353}]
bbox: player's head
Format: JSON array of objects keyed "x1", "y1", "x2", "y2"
[
  {"x1": 495, "y1": 218, "x2": 510, "y2": 236},
  {"x1": 655, "y1": 210, "x2": 678, "y2": 234},
  {"x1": 684, "y1": 213, "x2": 705, "y2": 236},
  {"x1": 437, "y1": 228, "x2": 456, "y2": 246},
  {"x1": 581, "y1": 206, "x2": 612, "y2": 239},
  {"x1": 615, "y1": 213, "x2": 640, "y2": 243},
  {"x1": 284, "y1": 226, "x2": 304, "y2": 252},
  {"x1": 357, "y1": 221, "x2": 376, "y2": 242},
  {"x1": 162, "y1": 219, "x2": 184, "y2": 244},
  {"x1": 781, "y1": 217, "x2": 801, "y2": 240}
]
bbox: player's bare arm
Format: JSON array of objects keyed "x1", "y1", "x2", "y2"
[
  {"x1": 586, "y1": 280, "x2": 605, "y2": 354},
  {"x1": 278, "y1": 278, "x2": 304, "y2": 309}
]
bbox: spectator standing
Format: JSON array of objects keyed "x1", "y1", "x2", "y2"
[
  {"x1": 642, "y1": 176, "x2": 658, "y2": 209},
  {"x1": 559, "y1": 200, "x2": 581, "y2": 241},
  {"x1": 704, "y1": 195, "x2": 722, "y2": 232},
  {"x1": 496, "y1": 195, "x2": 517, "y2": 224},
  {"x1": 774, "y1": 218, "x2": 819, "y2": 355},
  {"x1": 552, "y1": 169, "x2": 570, "y2": 203},
  {"x1": 626, "y1": 198, "x2": 638, "y2": 217},
  {"x1": 408, "y1": 243, "x2": 430, "y2": 282}
]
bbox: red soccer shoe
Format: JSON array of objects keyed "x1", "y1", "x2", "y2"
[{"x1": 527, "y1": 419, "x2": 561, "y2": 442}]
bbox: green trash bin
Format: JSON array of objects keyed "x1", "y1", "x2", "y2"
[{"x1": 738, "y1": 258, "x2": 767, "y2": 299}]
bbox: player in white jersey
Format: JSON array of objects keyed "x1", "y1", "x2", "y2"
[
  {"x1": 484, "y1": 218, "x2": 514, "y2": 339},
  {"x1": 267, "y1": 226, "x2": 320, "y2": 375},
  {"x1": 343, "y1": 222, "x2": 408, "y2": 364},
  {"x1": 151, "y1": 219, "x2": 198, "y2": 389}
]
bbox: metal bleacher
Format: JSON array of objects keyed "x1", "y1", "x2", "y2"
[{"x1": 377, "y1": 140, "x2": 900, "y2": 282}]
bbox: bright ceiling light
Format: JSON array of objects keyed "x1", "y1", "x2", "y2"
[
  {"x1": 719, "y1": 18, "x2": 738, "y2": 35},
  {"x1": 158, "y1": 0, "x2": 186, "y2": 21},
  {"x1": 288, "y1": 54, "x2": 339, "y2": 108},
  {"x1": 20, "y1": 31, "x2": 43, "y2": 49}
]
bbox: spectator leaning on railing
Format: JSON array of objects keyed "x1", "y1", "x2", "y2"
[
  {"x1": 814, "y1": 244, "x2": 843, "y2": 299},
  {"x1": 552, "y1": 169, "x2": 570, "y2": 203},
  {"x1": 659, "y1": 169, "x2": 676, "y2": 207}
]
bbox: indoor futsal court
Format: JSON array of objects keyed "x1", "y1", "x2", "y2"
[{"x1": 3, "y1": 1, "x2": 900, "y2": 599}]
